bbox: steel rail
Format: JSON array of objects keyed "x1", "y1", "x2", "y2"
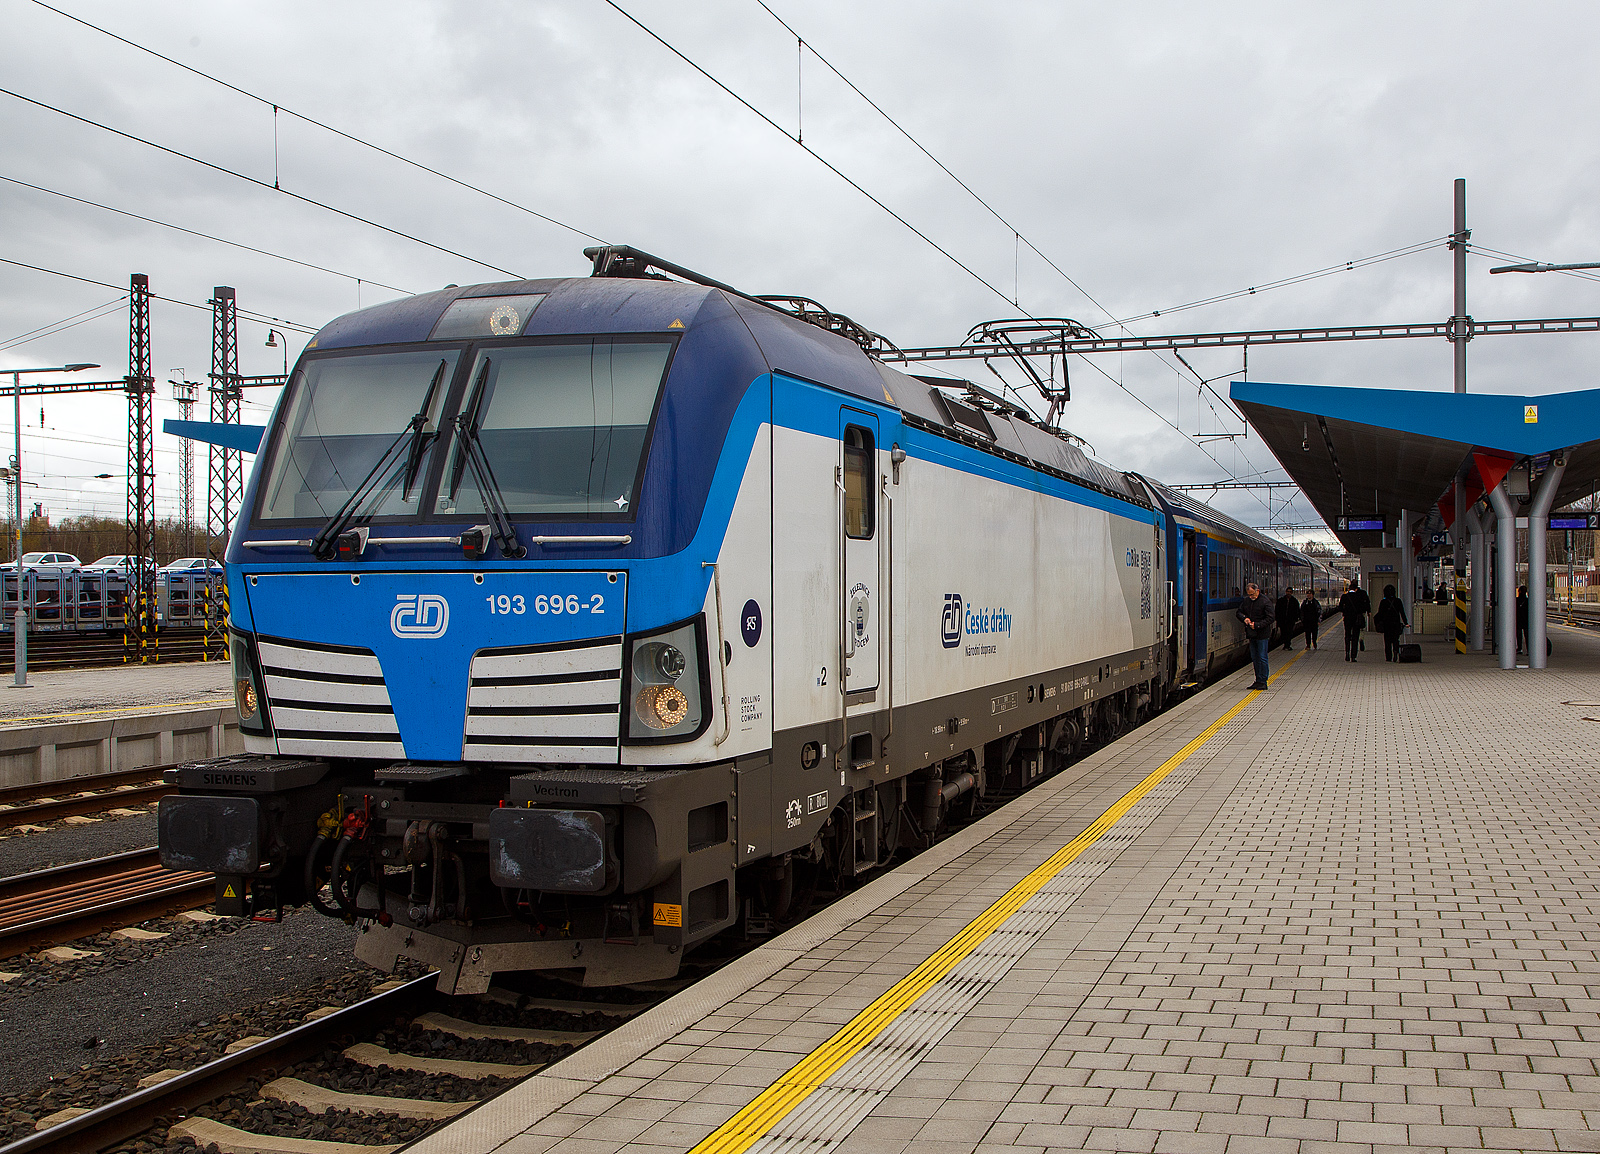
[
  {"x1": 880, "y1": 314, "x2": 1600, "y2": 362},
  {"x1": 0, "y1": 766, "x2": 170, "y2": 808},
  {"x1": 0, "y1": 848, "x2": 211, "y2": 957},
  {"x1": 0, "y1": 974, "x2": 441, "y2": 1154},
  {"x1": 0, "y1": 783, "x2": 169, "y2": 829}
]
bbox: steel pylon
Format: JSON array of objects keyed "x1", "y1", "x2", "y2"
[
  {"x1": 124, "y1": 274, "x2": 158, "y2": 664},
  {"x1": 204, "y1": 287, "x2": 242, "y2": 661}
]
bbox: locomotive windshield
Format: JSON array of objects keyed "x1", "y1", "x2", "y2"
[
  {"x1": 257, "y1": 349, "x2": 459, "y2": 522},
  {"x1": 437, "y1": 339, "x2": 671, "y2": 518}
]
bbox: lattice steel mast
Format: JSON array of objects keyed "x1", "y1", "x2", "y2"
[
  {"x1": 172, "y1": 378, "x2": 198, "y2": 556},
  {"x1": 124, "y1": 273, "x2": 157, "y2": 663},
  {"x1": 205, "y1": 287, "x2": 242, "y2": 660}
]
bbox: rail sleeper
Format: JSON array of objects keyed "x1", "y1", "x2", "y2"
[
  {"x1": 168, "y1": 1117, "x2": 400, "y2": 1154},
  {"x1": 261, "y1": 1077, "x2": 476, "y2": 1120}
]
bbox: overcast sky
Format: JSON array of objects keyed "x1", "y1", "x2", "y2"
[{"x1": 4, "y1": 0, "x2": 1600, "y2": 543}]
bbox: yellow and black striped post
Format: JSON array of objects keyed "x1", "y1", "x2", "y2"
[{"x1": 1454, "y1": 578, "x2": 1468, "y2": 653}]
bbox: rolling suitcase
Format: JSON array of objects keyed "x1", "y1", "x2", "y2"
[{"x1": 1398, "y1": 643, "x2": 1421, "y2": 663}]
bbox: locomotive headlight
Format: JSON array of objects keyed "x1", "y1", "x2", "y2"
[
  {"x1": 624, "y1": 618, "x2": 707, "y2": 742},
  {"x1": 635, "y1": 641, "x2": 686, "y2": 682},
  {"x1": 229, "y1": 633, "x2": 272, "y2": 736},
  {"x1": 636, "y1": 683, "x2": 690, "y2": 729}
]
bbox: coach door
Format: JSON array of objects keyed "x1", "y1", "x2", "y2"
[
  {"x1": 839, "y1": 412, "x2": 881, "y2": 703},
  {"x1": 1188, "y1": 532, "x2": 1207, "y2": 672}
]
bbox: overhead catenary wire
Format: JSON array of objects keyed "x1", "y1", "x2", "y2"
[
  {"x1": 0, "y1": 175, "x2": 413, "y2": 295},
  {"x1": 602, "y1": 0, "x2": 1020, "y2": 312},
  {"x1": 606, "y1": 1, "x2": 1280, "y2": 513},
  {"x1": 0, "y1": 255, "x2": 319, "y2": 334},
  {"x1": 27, "y1": 0, "x2": 608, "y2": 247},
  {"x1": 0, "y1": 295, "x2": 127, "y2": 353},
  {"x1": 0, "y1": 86, "x2": 523, "y2": 280},
  {"x1": 741, "y1": 3, "x2": 1300, "y2": 514}
]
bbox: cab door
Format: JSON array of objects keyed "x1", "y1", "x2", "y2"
[{"x1": 839, "y1": 412, "x2": 880, "y2": 701}]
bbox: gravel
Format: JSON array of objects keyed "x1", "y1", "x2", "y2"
[
  {"x1": 0, "y1": 905, "x2": 368, "y2": 1099},
  {"x1": 0, "y1": 809, "x2": 158, "y2": 874},
  {"x1": 0, "y1": 963, "x2": 426, "y2": 1145},
  {"x1": 308, "y1": 1052, "x2": 514, "y2": 1103},
  {"x1": 373, "y1": 1023, "x2": 569, "y2": 1068},
  {"x1": 196, "y1": 1089, "x2": 438, "y2": 1147}
]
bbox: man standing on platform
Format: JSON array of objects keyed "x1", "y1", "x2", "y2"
[
  {"x1": 1275, "y1": 587, "x2": 1300, "y2": 652},
  {"x1": 1237, "y1": 581, "x2": 1273, "y2": 689},
  {"x1": 1339, "y1": 579, "x2": 1371, "y2": 662}
]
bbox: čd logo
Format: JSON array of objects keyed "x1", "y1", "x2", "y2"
[{"x1": 391, "y1": 594, "x2": 450, "y2": 638}]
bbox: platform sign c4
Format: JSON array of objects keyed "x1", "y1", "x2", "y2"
[{"x1": 653, "y1": 903, "x2": 682, "y2": 928}]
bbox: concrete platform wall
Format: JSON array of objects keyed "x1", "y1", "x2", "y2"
[{"x1": 0, "y1": 706, "x2": 241, "y2": 788}]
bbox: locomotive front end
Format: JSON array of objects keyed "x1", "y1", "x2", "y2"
[{"x1": 159, "y1": 277, "x2": 771, "y2": 991}]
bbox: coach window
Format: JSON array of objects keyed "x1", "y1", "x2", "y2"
[{"x1": 844, "y1": 425, "x2": 875, "y2": 538}]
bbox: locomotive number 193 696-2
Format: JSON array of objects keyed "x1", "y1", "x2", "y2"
[{"x1": 485, "y1": 594, "x2": 606, "y2": 615}]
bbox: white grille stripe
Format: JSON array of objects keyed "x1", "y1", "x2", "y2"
[
  {"x1": 270, "y1": 706, "x2": 400, "y2": 735},
  {"x1": 467, "y1": 644, "x2": 620, "y2": 680},
  {"x1": 466, "y1": 682, "x2": 619, "y2": 710},
  {"x1": 462, "y1": 742, "x2": 616, "y2": 765},
  {"x1": 258, "y1": 641, "x2": 383, "y2": 679},
  {"x1": 278, "y1": 737, "x2": 405, "y2": 759},
  {"x1": 460, "y1": 713, "x2": 615, "y2": 739},
  {"x1": 263, "y1": 674, "x2": 393, "y2": 707},
  {"x1": 747, "y1": 713, "x2": 1252, "y2": 1153}
]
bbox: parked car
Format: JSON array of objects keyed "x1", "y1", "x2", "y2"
[
  {"x1": 83, "y1": 554, "x2": 135, "y2": 572},
  {"x1": 16, "y1": 551, "x2": 81, "y2": 570},
  {"x1": 159, "y1": 557, "x2": 223, "y2": 574}
]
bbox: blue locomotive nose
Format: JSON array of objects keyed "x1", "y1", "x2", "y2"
[{"x1": 243, "y1": 569, "x2": 627, "y2": 762}]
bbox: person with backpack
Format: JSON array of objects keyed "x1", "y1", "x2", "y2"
[
  {"x1": 1374, "y1": 583, "x2": 1409, "y2": 662},
  {"x1": 1338, "y1": 580, "x2": 1371, "y2": 662},
  {"x1": 1299, "y1": 589, "x2": 1321, "y2": 649}
]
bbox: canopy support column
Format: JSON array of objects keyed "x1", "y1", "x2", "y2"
[
  {"x1": 1469, "y1": 504, "x2": 1489, "y2": 650},
  {"x1": 1487, "y1": 481, "x2": 1518, "y2": 669},
  {"x1": 1399, "y1": 508, "x2": 1413, "y2": 635},
  {"x1": 1527, "y1": 455, "x2": 1566, "y2": 670}
]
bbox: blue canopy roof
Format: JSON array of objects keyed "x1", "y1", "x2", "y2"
[{"x1": 1229, "y1": 381, "x2": 1600, "y2": 547}]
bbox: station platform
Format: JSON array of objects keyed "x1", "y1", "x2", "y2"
[
  {"x1": 0, "y1": 660, "x2": 230, "y2": 727},
  {"x1": 415, "y1": 622, "x2": 1600, "y2": 1154},
  {"x1": 0, "y1": 662, "x2": 237, "y2": 787}
]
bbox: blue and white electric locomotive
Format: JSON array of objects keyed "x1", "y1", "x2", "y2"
[{"x1": 159, "y1": 247, "x2": 1326, "y2": 991}]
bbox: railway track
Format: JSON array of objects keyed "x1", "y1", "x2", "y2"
[
  {"x1": 2, "y1": 965, "x2": 708, "y2": 1154},
  {"x1": 0, "y1": 629, "x2": 216, "y2": 675},
  {"x1": 0, "y1": 767, "x2": 172, "y2": 830},
  {"x1": 0, "y1": 848, "x2": 211, "y2": 959}
]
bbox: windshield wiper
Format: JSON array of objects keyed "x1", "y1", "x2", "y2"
[
  {"x1": 449, "y1": 358, "x2": 527, "y2": 560},
  {"x1": 310, "y1": 358, "x2": 448, "y2": 560}
]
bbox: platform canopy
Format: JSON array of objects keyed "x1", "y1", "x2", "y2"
[{"x1": 1229, "y1": 381, "x2": 1600, "y2": 550}]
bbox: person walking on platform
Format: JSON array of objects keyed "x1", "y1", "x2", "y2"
[
  {"x1": 1515, "y1": 585, "x2": 1530, "y2": 654},
  {"x1": 1338, "y1": 580, "x2": 1371, "y2": 662},
  {"x1": 1274, "y1": 588, "x2": 1300, "y2": 652},
  {"x1": 1374, "y1": 583, "x2": 1408, "y2": 662},
  {"x1": 1238, "y1": 581, "x2": 1273, "y2": 689},
  {"x1": 1300, "y1": 589, "x2": 1321, "y2": 649}
]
